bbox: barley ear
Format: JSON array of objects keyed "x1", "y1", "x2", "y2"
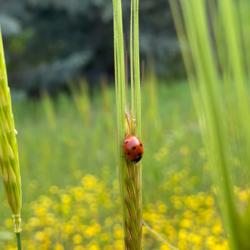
[
  {"x1": 0, "y1": 29, "x2": 22, "y2": 236},
  {"x1": 113, "y1": 0, "x2": 143, "y2": 249}
]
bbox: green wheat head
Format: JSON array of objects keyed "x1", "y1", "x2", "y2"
[
  {"x1": 113, "y1": 0, "x2": 142, "y2": 249},
  {"x1": 0, "y1": 30, "x2": 22, "y2": 234}
]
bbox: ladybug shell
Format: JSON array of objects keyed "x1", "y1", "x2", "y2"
[{"x1": 123, "y1": 135, "x2": 144, "y2": 163}]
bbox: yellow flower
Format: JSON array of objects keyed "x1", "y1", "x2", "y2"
[
  {"x1": 54, "y1": 243, "x2": 64, "y2": 250},
  {"x1": 1, "y1": 174, "x2": 232, "y2": 250},
  {"x1": 206, "y1": 195, "x2": 214, "y2": 206},
  {"x1": 158, "y1": 202, "x2": 167, "y2": 213},
  {"x1": 238, "y1": 190, "x2": 250, "y2": 202},
  {"x1": 34, "y1": 231, "x2": 46, "y2": 241},
  {"x1": 189, "y1": 233, "x2": 201, "y2": 246},
  {"x1": 63, "y1": 224, "x2": 74, "y2": 235},
  {"x1": 114, "y1": 240, "x2": 123, "y2": 250},
  {"x1": 180, "y1": 219, "x2": 192, "y2": 228},
  {"x1": 73, "y1": 246, "x2": 85, "y2": 250},
  {"x1": 82, "y1": 175, "x2": 97, "y2": 189},
  {"x1": 72, "y1": 187, "x2": 85, "y2": 201},
  {"x1": 206, "y1": 236, "x2": 217, "y2": 248},
  {"x1": 85, "y1": 223, "x2": 101, "y2": 237},
  {"x1": 88, "y1": 243, "x2": 100, "y2": 250},
  {"x1": 73, "y1": 234, "x2": 82, "y2": 244},
  {"x1": 160, "y1": 245, "x2": 171, "y2": 250},
  {"x1": 212, "y1": 224, "x2": 223, "y2": 235},
  {"x1": 61, "y1": 194, "x2": 71, "y2": 204},
  {"x1": 35, "y1": 206, "x2": 47, "y2": 217},
  {"x1": 4, "y1": 218, "x2": 12, "y2": 228},
  {"x1": 178, "y1": 229, "x2": 188, "y2": 240},
  {"x1": 100, "y1": 233, "x2": 110, "y2": 242},
  {"x1": 171, "y1": 196, "x2": 182, "y2": 209},
  {"x1": 114, "y1": 227, "x2": 123, "y2": 239}
]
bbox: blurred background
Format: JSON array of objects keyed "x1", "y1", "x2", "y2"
[
  {"x1": 0, "y1": 1, "x2": 233, "y2": 250},
  {"x1": 1, "y1": 0, "x2": 182, "y2": 97}
]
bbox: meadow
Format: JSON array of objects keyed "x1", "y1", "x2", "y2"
[
  {"x1": 0, "y1": 0, "x2": 249, "y2": 249},
  {"x1": 0, "y1": 80, "x2": 245, "y2": 249}
]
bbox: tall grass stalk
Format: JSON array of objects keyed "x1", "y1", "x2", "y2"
[
  {"x1": 144, "y1": 63, "x2": 159, "y2": 127},
  {"x1": 41, "y1": 92, "x2": 56, "y2": 129},
  {"x1": 170, "y1": 0, "x2": 250, "y2": 249},
  {"x1": 113, "y1": 0, "x2": 142, "y2": 249},
  {"x1": 71, "y1": 80, "x2": 91, "y2": 125},
  {"x1": 0, "y1": 30, "x2": 22, "y2": 249}
]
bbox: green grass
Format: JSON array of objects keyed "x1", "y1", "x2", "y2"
[
  {"x1": 170, "y1": 0, "x2": 250, "y2": 249},
  {"x1": 1, "y1": 81, "x2": 247, "y2": 249},
  {"x1": 0, "y1": 82, "x2": 205, "y2": 218},
  {"x1": 1, "y1": 0, "x2": 250, "y2": 248}
]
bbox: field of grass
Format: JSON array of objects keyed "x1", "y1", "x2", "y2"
[
  {"x1": 1, "y1": 81, "x2": 247, "y2": 249},
  {"x1": 0, "y1": 0, "x2": 249, "y2": 249}
]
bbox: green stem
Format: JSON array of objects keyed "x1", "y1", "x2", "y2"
[{"x1": 16, "y1": 233, "x2": 22, "y2": 250}]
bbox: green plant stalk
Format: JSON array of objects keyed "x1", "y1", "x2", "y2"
[
  {"x1": 16, "y1": 232, "x2": 22, "y2": 250},
  {"x1": 145, "y1": 63, "x2": 159, "y2": 125},
  {"x1": 127, "y1": 1, "x2": 142, "y2": 248},
  {"x1": 132, "y1": 0, "x2": 142, "y2": 137},
  {"x1": 41, "y1": 91, "x2": 56, "y2": 129},
  {"x1": 113, "y1": 0, "x2": 128, "y2": 247},
  {"x1": 71, "y1": 80, "x2": 91, "y2": 125},
  {"x1": 130, "y1": 0, "x2": 135, "y2": 117},
  {"x1": 170, "y1": 1, "x2": 241, "y2": 249},
  {"x1": 218, "y1": 0, "x2": 250, "y2": 178},
  {"x1": 113, "y1": 0, "x2": 142, "y2": 249},
  {"x1": 0, "y1": 30, "x2": 22, "y2": 244}
]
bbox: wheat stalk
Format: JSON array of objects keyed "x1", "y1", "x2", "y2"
[
  {"x1": 0, "y1": 30, "x2": 22, "y2": 249},
  {"x1": 113, "y1": 0, "x2": 143, "y2": 249},
  {"x1": 169, "y1": 0, "x2": 250, "y2": 249}
]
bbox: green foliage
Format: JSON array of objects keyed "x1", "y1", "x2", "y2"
[
  {"x1": 8, "y1": 29, "x2": 33, "y2": 55},
  {"x1": 170, "y1": 0, "x2": 250, "y2": 249},
  {"x1": 0, "y1": 80, "x2": 205, "y2": 248},
  {"x1": 3, "y1": 0, "x2": 180, "y2": 94}
]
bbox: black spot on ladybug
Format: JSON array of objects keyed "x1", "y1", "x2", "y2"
[
  {"x1": 132, "y1": 146, "x2": 136, "y2": 150},
  {"x1": 140, "y1": 143, "x2": 142, "y2": 146},
  {"x1": 125, "y1": 141, "x2": 128, "y2": 144},
  {"x1": 133, "y1": 155, "x2": 142, "y2": 163},
  {"x1": 127, "y1": 152, "x2": 130, "y2": 155}
]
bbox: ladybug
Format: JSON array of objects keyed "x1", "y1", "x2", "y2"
[{"x1": 123, "y1": 135, "x2": 144, "y2": 163}]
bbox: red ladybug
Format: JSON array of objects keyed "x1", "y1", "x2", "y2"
[{"x1": 123, "y1": 135, "x2": 144, "y2": 163}]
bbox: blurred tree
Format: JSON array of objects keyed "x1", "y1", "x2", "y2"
[{"x1": 0, "y1": 0, "x2": 182, "y2": 96}]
